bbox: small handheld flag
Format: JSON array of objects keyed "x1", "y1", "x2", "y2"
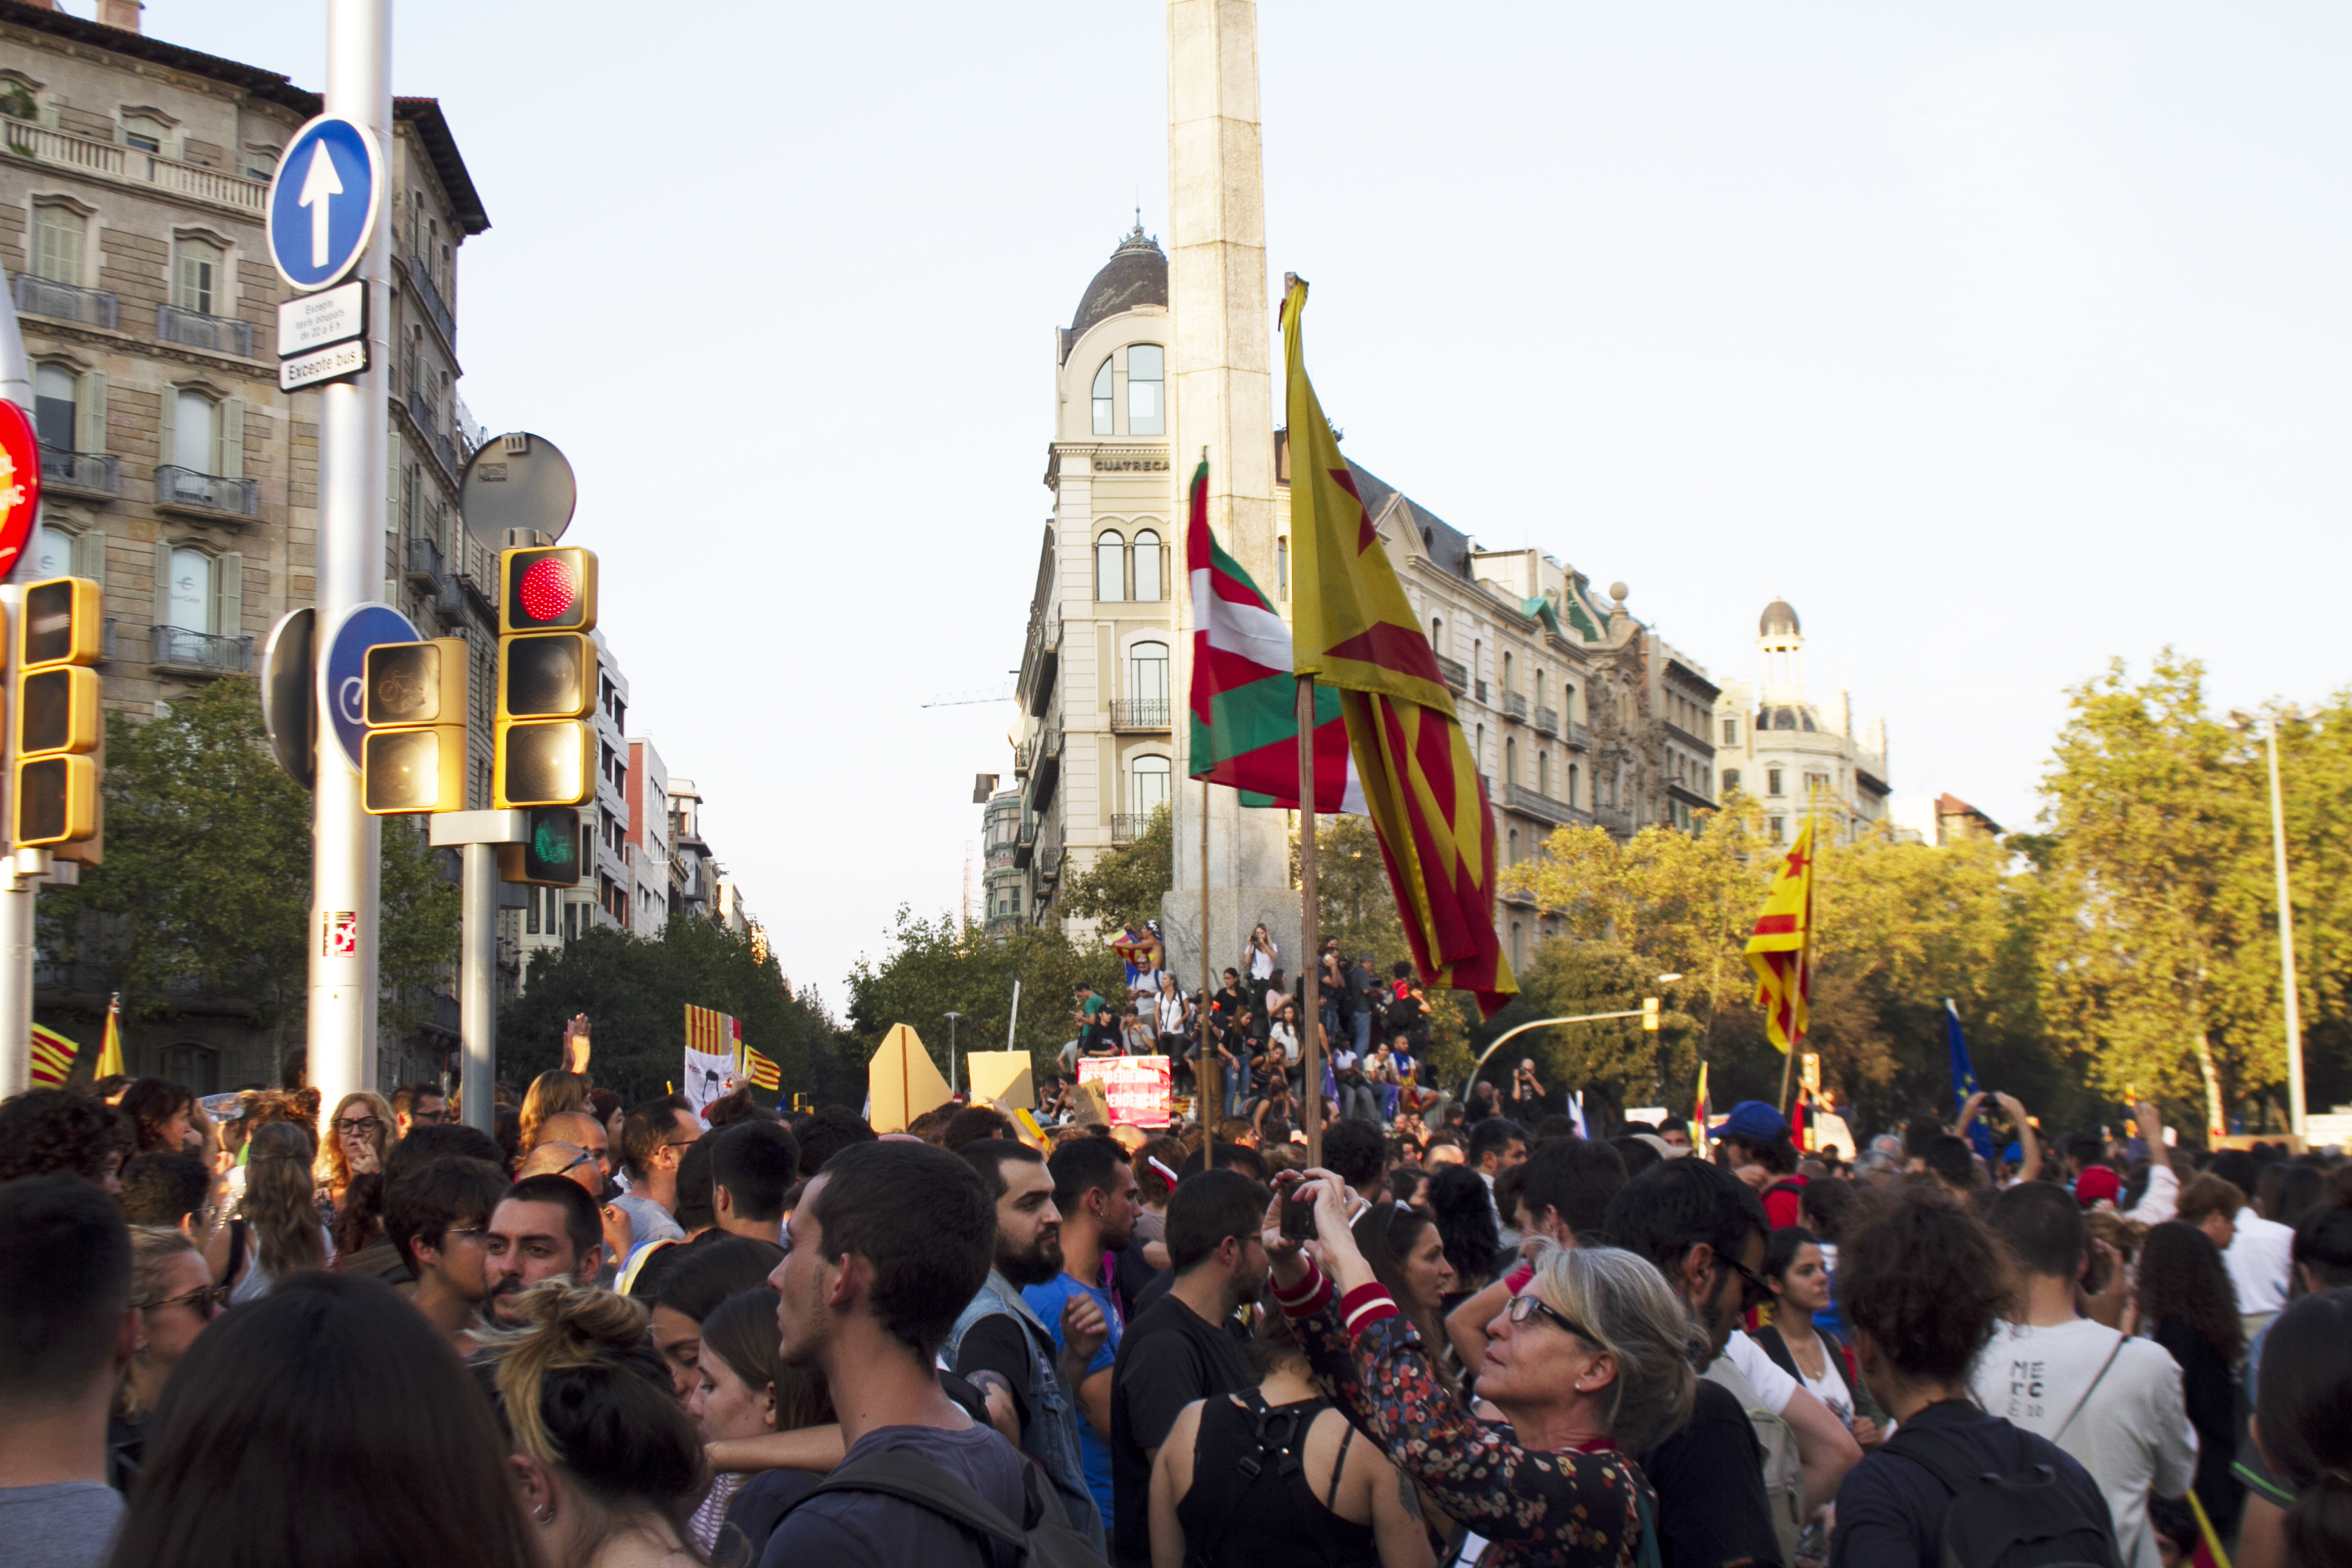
[
  {"x1": 28, "y1": 1024, "x2": 76, "y2": 1087},
  {"x1": 743, "y1": 1047, "x2": 781, "y2": 1092}
]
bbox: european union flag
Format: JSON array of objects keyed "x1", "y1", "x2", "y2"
[{"x1": 1947, "y1": 999, "x2": 1994, "y2": 1160}]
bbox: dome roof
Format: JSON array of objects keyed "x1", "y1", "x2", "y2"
[
  {"x1": 1069, "y1": 223, "x2": 1167, "y2": 344},
  {"x1": 1759, "y1": 599, "x2": 1801, "y2": 637}
]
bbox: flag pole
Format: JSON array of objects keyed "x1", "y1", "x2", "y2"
[
  {"x1": 1296, "y1": 676, "x2": 1322, "y2": 1166},
  {"x1": 1198, "y1": 778, "x2": 1215, "y2": 1132},
  {"x1": 1775, "y1": 787, "x2": 1817, "y2": 1114}
]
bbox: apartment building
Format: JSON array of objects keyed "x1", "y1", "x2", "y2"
[
  {"x1": 624, "y1": 736, "x2": 670, "y2": 938},
  {"x1": 1711, "y1": 599, "x2": 1891, "y2": 844}
]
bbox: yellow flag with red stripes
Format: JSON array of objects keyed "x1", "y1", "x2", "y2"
[
  {"x1": 1743, "y1": 811, "x2": 1817, "y2": 1054},
  {"x1": 742, "y1": 1048, "x2": 780, "y2": 1092},
  {"x1": 29, "y1": 1024, "x2": 76, "y2": 1086}
]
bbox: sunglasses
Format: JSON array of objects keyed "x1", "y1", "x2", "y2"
[
  {"x1": 1720, "y1": 1253, "x2": 1772, "y2": 1312},
  {"x1": 140, "y1": 1283, "x2": 231, "y2": 1316},
  {"x1": 1506, "y1": 1292, "x2": 1596, "y2": 1344}
]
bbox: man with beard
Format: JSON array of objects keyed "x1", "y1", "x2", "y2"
[
  {"x1": 482, "y1": 1175, "x2": 605, "y2": 1327},
  {"x1": 1107, "y1": 1168, "x2": 1267, "y2": 1568},
  {"x1": 943, "y1": 1139, "x2": 1106, "y2": 1558},
  {"x1": 1023, "y1": 1135, "x2": 1140, "y2": 1536}
]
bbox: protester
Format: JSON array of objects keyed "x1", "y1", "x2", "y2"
[
  {"x1": 947, "y1": 1138, "x2": 1105, "y2": 1554},
  {"x1": 234, "y1": 1121, "x2": 328, "y2": 1302},
  {"x1": 116, "y1": 1080, "x2": 197, "y2": 1157},
  {"x1": 0, "y1": 1176, "x2": 134, "y2": 1568},
  {"x1": 484, "y1": 1174, "x2": 606, "y2": 1327},
  {"x1": 110, "y1": 1225, "x2": 221, "y2": 1489},
  {"x1": 650, "y1": 1237, "x2": 786, "y2": 1402},
  {"x1": 2194, "y1": 1159, "x2": 2294, "y2": 1331},
  {"x1": 2134, "y1": 1220, "x2": 2244, "y2": 1543},
  {"x1": 626, "y1": 1138, "x2": 720, "y2": 1301},
  {"x1": 1753, "y1": 1227, "x2": 1884, "y2": 1448},
  {"x1": 1446, "y1": 1137, "x2": 1629, "y2": 1375},
  {"x1": 1425, "y1": 1164, "x2": 1503, "y2": 1308},
  {"x1": 613, "y1": 1096, "x2": 698, "y2": 1251},
  {"x1": 385, "y1": 1155, "x2": 507, "y2": 1355},
  {"x1": 1111, "y1": 1169, "x2": 1267, "y2": 1568},
  {"x1": 2247, "y1": 1289, "x2": 2352, "y2": 1566},
  {"x1": 534, "y1": 1110, "x2": 612, "y2": 1183},
  {"x1": 791, "y1": 1105, "x2": 878, "y2": 1176},
  {"x1": 765, "y1": 1139, "x2": 1039, "y2": 1567},
  {"x1": 1350, "y1": 1200, "x2": 1461, "y2": 1406},
  {"x1": 693, "y1": 1285, "x2": 832, "y2": 1563},
  {"x1": 1830, "y1": 1189, "x2": 2116, "y2": 1568},
  {"x1": 1026, "y1": 1135, "x2": 1139, "y2": 1538},
  {"x1": 117, "y1": 1152, "x2": 208, "y2": 1232},
  {"x1": 320, "y1": 1090, "x2": 397, "y2": 1216},
  {"x1": 517, "y1": 1070, "x2": 593, "y2": 1157},
  {"x1": 1271, "y1": 1171, "x2": 1696, "y2": 1565},
  {"x1": 480, "y1": 1279, "x2": 704, "y2": 1568},
  {"x1": 390, "y1": 1082, "x2": 449, "y2": 1136},
  {"x1": 709, "y1": 1120, "x2": 799, "y2": 1243},
  {"x1": 0, "y1": 1088, "x2": 130, "y2": 1193},
  {"x1": 1149, "y1": 1304, "x2": 1436, "y2": 1568}
]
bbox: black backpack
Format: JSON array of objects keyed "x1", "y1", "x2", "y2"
[
  {"x1": 1884, "y1": 1423, "x2": 2120, "y2": 1568},
  {"x1": 790, "y1": 1447, "x2": 1106, "y2": 1568}
]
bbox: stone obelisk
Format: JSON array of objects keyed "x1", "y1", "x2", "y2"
[{"x1": 1163, "y1": 0, "x2": 1297, "y2": 993}]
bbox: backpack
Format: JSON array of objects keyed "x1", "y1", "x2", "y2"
[
  {"x1": 792, "y1": 1446, "x2": 1106, "y2": 1568},
  {"x1": 1884, "y1": 1423, "x2": 2122, "y2": 1568},
  {"x1": 1702, "y1": 1354, "x2": 1805, "y2": 1563}
]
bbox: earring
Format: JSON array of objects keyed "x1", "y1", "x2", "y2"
[{"x1": 535, "y1": 1506, "x2": 554, "y2": 1525}]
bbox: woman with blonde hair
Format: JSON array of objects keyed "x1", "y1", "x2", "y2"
[
  {"x1": 112, "y1": 1225, "x2": 227, "y2": 1485},
  {"x1": 319, "y1": 1089, "x2": 398, "y2": 1215},
  {"x1": 477, "y1": 1279, "x2": 705, "y2": 1568},
  {"x1": 520, "y1": 1070, "x2": 593, "y2": 1158},
  {"x1": 233, "y1": 1120, "x2": 329, "y2": 1304}
]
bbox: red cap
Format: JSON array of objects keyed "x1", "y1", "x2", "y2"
[{"x1": 2076, "y1": 1166, "x2": 2120, "y2": 1207}]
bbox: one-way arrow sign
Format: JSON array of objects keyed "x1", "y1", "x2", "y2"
[{"x1": 266, "y1": 115, "x2": 382, "y2": 292}]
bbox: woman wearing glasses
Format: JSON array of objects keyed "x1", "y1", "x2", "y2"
[
  {"x1": 1266, "y1": 1172, "x2": 1698, "y2": 1566},
  {"x1": 113, "y1": 1225, "x2": 228, "y2": 1487},
  {"x1": 318, "y1": 1090, "x2": 399, "y2": 1221}
]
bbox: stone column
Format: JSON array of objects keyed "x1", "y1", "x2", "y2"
[{"x1": 1163, "y1": 0, "x2": 1298, "y2": 993}]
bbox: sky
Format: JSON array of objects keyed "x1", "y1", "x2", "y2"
[{"x1": 105, "y1": 1, "x2": 2352, "y2": 1010}]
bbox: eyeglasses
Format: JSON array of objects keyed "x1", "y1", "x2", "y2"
[
  {"x1": 442, "y1": 1225, "x2": 490, "y2": 1244},
  {"x1": 407, "y1": 1108, "x2": 451, "y2": 1125},
  {"x1": 1506, "y1": 1292, "x2": 1596, "y2": 1344},
  {"x1": 1720, "y1": 1254, "x2": 1772, "y2": 1312},
  {"x1": 139, "y1": 1283, "x2": 231, "y2": 1316},
  {"x1": 553, "y1": 1150, "x2": 595, "y2": 1178},
  {"x1": 332, "y1": 1116, "x2": 384, "y2": 1137}
]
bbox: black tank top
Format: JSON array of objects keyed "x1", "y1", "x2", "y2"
[{"x1": 1175, "y1": 1391, "x2": 1382, "y2": 1568}]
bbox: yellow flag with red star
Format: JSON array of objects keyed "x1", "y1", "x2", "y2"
[{"x1": 1744, "y1": 812, "x2": 1816, "y2": 1054}]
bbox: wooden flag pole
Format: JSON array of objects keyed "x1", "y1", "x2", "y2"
[
  {"x1": 1198, "y1": 779, "x2": 1215, "y2": 1134},
  {"x1": 1776, "y1": 788, "x2": 1817, "y2": 1116},
  {"x1": 1296, "y1": 676, "x2": 1322, "y2": 1168}
]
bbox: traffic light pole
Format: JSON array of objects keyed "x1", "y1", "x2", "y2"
[
  {"x1": 430, "y1": 811, "x2": 524, "y2": 1133},
  {"x1": 0, "y1": 267, "x2": 34, "y2": 1095},
  {"x1": 306, "y1": 0, "x2": 391, "y2": 1114}
]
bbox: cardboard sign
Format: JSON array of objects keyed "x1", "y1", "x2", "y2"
[
  {"x1": 868, "y1": 1024, "x2": 952, "y2": 1134},
  {"x1": 965, "y1": 1051, "x2": 1036, "y2": 1111},
  {"x1": 1078, "y1": 1056, "x2": 1172, "y2": 1128}
]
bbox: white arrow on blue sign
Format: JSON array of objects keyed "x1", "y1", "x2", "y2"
[{"x1": 265, "y1": 114, "x2": 385, "y2": 293}]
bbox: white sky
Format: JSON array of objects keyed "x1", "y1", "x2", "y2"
[{"x1": 143, "y1": 2, "x2": 2352, "y2": 1008}]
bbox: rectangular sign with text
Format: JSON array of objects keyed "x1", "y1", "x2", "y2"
[
  {"x1": 281, "y1": 338, "x2": 368, "y2": 393},
  {"x1": 277, "y1": 279, "x2": 367, "y2": 357},
  {"x1": 1078, "y1": 1055, "x2": 1171, "y2": 1128}
]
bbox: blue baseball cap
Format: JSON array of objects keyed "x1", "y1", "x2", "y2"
[
  {"x1": 2002, "y1": 1142, "x2": 2024, "y2": 1166},
  {"x1": 1710, "y1": 1101, "x2": 1788, "y2": 1144}
]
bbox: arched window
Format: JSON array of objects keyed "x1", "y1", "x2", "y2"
[
  {"x1": 1276, "y1": 536, "x2": 1289, "y2": 599},
  {"x1": 1535, "y1": 668, "x2": 1546, "y2": 708},
  {"x1": 1504, "y1": 737, "x2": 1517, "y2": 785},
  {"x1": 1132, "y1": 754, "x2": 1171, "y2": 816},
  {"x1": 1475, "y1": 724, "x2": 1485, "y2": 772},
  {"x1": 173, "y1": 388, "x2": 217, "y2": 473},
  {"x1": 1091, "y1": 358, "x2": 1114, "y2": 436},
  {"x1": 166, "y1": 547, "x2": 213, "y2": 632},
  {"x1": 1538, "y1": 751, "x2": 1550, "y2": 797},
  {"x1": 1127, "y1": 344, "x2": 1164, "y2": 436},
  {"x1": 1431, "y1": 615, "x2": 1443, "y2": 653},
  {"x1": 1096, "y1": 531, "x2": 1125, "y2": 602},
  {"x1": 1502, "y1": 651, "x2": 1515, "y2": 694},
  {"x1": 1567, "y1": 763, "x2": 1579, "y2": 807},
  {"x1": 32, "y1": 364, "x2": 76, "y2": 452},
  {"x1": 1130, "y1": 641, "x2": 1169, "y2": 721},
  {"x1": 1511, "y1": 921, "x2": 1524, "y2": 972},
  {"x1": 1132, "y1": 529, "x2": 1163, "y2": 601},
  {"x1": 1508, "y1": 827, "x2": 1520, "y2": 864},
  {"x1": 32, "y1": 526, "x2": 73, "y2": 579}
]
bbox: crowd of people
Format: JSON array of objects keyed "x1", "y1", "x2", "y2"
[{"x1": 5, "y1": 1038, "x2": 2352, "y2": 1568}]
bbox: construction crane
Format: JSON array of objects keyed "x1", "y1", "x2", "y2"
[{"x1": 921, "y1": 677, "x2": 1018, "y2": 709}]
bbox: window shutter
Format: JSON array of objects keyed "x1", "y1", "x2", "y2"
[
  {"x1": 387, "y1": 430, "x2": 401, "y2": 510},
  {"x1": 156, "y1": 387, "x2": 176, "y2": 472},
  {"x1": 152, "y1": 540, "x2": 175, "y2": 632},
  {"x1": 75, "y1": 371, "x2": 106, "y2": 454},
  {"x1": 71, "y1": 529, "x2": 105, "y2": 584},
  {"x1": 218, "y1": 399, "x2": 244, "y2": 479},
  {"x1": 215, "y1": 552, "x2": 243, "y2": 639}
]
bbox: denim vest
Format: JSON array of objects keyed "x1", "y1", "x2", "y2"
[{"x1": 945, "y1": 1269, "x2": 1106, "y2": 1557}]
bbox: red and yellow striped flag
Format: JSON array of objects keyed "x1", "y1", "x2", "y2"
[
  {"x1": 1744, "y1": 812, "x2": 1817, "y2": 1054},
  {"x1": 743, "y1": 1048, "x2": 780, "y2": 1091},
  {"x1": 1282, "y1": 276, "x2": 1515, "y2": 1016},
  {"x1": 684, "y1": 1005, "x2": 740, "y2": 1058},
  {"x1": 28, "y1": 1024, "x2": 76, "y2": 1086}
]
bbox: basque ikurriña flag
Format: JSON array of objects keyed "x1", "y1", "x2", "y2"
[{"x1": 1184, "y1": 457, "x2": 1362, "y2": 813}]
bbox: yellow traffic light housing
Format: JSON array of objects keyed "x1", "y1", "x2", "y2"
[
  {"x1": 498, "y1": 632, "x2": 595, "y2": 720},
  {"x1": 13, "y1": 575, "x2": 105, "y2": 863},
  {"x1": 359, "y1": 638, "x2": 471, "y2": 815},
  {"x1": 494, "y1": 547, "x2": 597, "y2": 810},
  {"x1": 495, "y1": 719, "x2": 592, "y2": 809},
  {"x1": 1641, "y1": 996, "x2": 1661, "y2": 1032},
  {"x1": 17, "y1": 665, "x2": 99, "y2": 759},
  {"x1": 19, "y1": 578, "x2": 103, "y2": 668},
  {"x1": 500, "y1": 547, "x2": 597, "y2": 634},
  {"x1": 15, "y1": 754, "x2": 97, "y2": 846}
]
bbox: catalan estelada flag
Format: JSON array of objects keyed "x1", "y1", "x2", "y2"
[
  {"x1": 1185, "y1": 455, "x2": 1361, "y2": 812},
  {"x1": 742, "y1": 1048, "x2": 780, "y2": 1092},
  {"x1": 28, "y1": 1024, "x2": 76, "y2": 1086},
  {"x1": 1744, "y1": 812, "x2": 1816, "y2": 1054},
  {"x1": 1281, "y1": 277, "x2": 1514, "y2": 1017}
]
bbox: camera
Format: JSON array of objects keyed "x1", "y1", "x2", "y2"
[{"x1": 1277, "y1": 1172, "x2": 1320, "y2": 1242}]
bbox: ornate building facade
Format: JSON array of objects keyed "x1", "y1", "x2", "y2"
[{"x1": 1711, "y1": 598, "x2": 1891, "y2": 843}]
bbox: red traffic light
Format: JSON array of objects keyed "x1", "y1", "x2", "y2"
[
  {"x1": 518, "y1": 555, "x2": 577, "y2": 622},
  {"x1": 500, "y1": 547, "x2": 597, "y2": 634}
]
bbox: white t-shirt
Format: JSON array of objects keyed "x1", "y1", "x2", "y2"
[
  {"x1": 1723, "y1": 1322, "x2": 1800, "y2": 1416},
  {"x1": 1771, "y1": 1324, "x2": 1857, "y2": 1423},
  {"x1": 1968, "y1": 1318, "x2": 2198, "y2": 1568},
  {"x1": 2224, "y1": 1212, "x2": 2293, "y2": 1316}
]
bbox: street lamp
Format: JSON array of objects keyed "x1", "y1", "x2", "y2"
[
  {"x1": 2228, "y1": 708, "x2": 2304, "y2": 1140},
  {"x1": 942, "y1": 1011, "x2": 965, "y2": 1098},
  {"x1": 1461, "y1": 973, "x2": 1683, "y2": 1101}
]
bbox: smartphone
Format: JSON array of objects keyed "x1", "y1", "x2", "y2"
[{"x1": 1279, "y1": 1174, "x2": 1319, "y2": 1242}]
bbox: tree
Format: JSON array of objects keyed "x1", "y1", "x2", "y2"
[
  {"x1": 501, "y1": 917, "x2": 842, "y2": 1105},
  {"x1": 844, "y1": 907, "x2": 1125, "y2": 1088},
  {"x1": 39, "y1": 678, "x2": 456, "y2": 1044},
  {"x1": 1060, "y1": 803, "x2": 1172, "y2": 930}
]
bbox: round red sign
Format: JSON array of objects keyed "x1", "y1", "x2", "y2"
[{"x1": 0, "y1": 399, "x2": 41, "y2": 581}]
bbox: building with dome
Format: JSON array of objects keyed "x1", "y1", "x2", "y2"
[{"x1": 1710, "y1": 599, "x2": 1890, "y2": 843}]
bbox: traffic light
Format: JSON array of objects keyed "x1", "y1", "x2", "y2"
[
  {"x1": 1641, "y1": 996, "x2": 1661, "y2": 1032},
  {"x1": 359, "y1": 638, "x2": 469, "y2": 814},
  {"x1": 497, "y1": 804, "x2": 582, "y2": 887},
  {"x1": 494, "y1": 547, "x2": 597, "y2": 810},
  {"x1": 14, "y1": 577, "x2": 103, "y2": 856}
]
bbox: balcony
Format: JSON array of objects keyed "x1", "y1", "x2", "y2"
[
  {"x1": 404, "y1": 535, "x2": 445, "y2": 589},
  {"x1": 157, "y1": 301, "x2": 252, "y2": 358},
  {"x1": 1434, "y1": 653, "x2": 1469, "y2": 694},
  {"x1": 1110, "y1": 813, "x2": 1151, "y2": 844},
  {"x1": 151, "y1": 624, "x2": 251, "y2": 675},
  {"x1": 403, "y1": 253, "x2": 457, "y2": 347},
  {"x1": 38, "y1": 445, "x2": 118, "y2": 497},
  {"x1": 1026, "y1": 727, "x2": 1063, "y2": 814},
  {"x1": 1595, "y1": 802, "x2": 1635, "y2": 838},
  {"x1": 1013, "y1": 737, "x2": 1035, "y2": 779},
  {"x1": 1502, "y1": 690, "x2": 1529, "y2": 722},
  {"x1": 1110, "y1": 697, "x2": 1171, "y2": 731},
  {"x1": 1013, "y1": 818, "x2": 1039, "y2": 869},
  {"x1": 13, "y1": 271, "x2": 115, "y2": 331},
  {"x1": 1, "y1": 119, "x2": 267, "y2": 213},
  {"x1": 1036, "y1": 818, "x2": 1066, "y2": 883},
  {"x1": 1535, "y1": 705, "x2": 1559, "y2": 737},
  {"x1": 1506, "y1": 782, "x2": 1589, "y2": 830},
  {"x1": 1501, "y1": 883, "x2": 1538, "y2": 910},
  {"x1": 154, "y1": 465, "x2": 258, "y2": 520},
  {"x1": 1563, "y1": 720, "x2": 1591, "y2": 751}
]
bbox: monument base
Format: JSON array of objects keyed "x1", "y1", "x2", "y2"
[{"x1": 1159, "y1": 886, "x2": 1301, "y2": 1000}]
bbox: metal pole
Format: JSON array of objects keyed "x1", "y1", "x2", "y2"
[
  {"x1": 1198, "y1": 779, "x2": 1214, "y2": 1131},
  {"x1": 459, "y1": 843, "x2": 495, "y2": 1132},
  {"x1": 1296, "y1": 677, "x2": 1321, "y2": 1166},
  {"x1": 1460, "y1": 1011, "x2": 1647, "y2": 1103},
  {"x1": 0, "y1": 276, "x2": 36, "y2": 1096},
  {"x1": 307, "y1": 0, "x2": 391, "y2": 1114},
  {"x1": 2264, "y1": 724, "x2": 2305, "y2": 1140}
]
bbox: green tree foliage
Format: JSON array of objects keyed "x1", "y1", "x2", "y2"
[
  {"x1": 844, "y1": 906, "x2": 1125, "y2": 1087},
  {"x1": 1059, "y1": 802, "x2": 1172, "y2": 930},
  {"x1": 39, "y1": 678, "x2": 456, "y2": 1039},
  {"x1": 502, "y1": 918, "x2": 841, "y2": 1105}
]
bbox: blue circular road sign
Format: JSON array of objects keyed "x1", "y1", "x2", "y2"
[
  {"x1": 266, "y1": 114, "x2": 384, "y2": 292},
  {"x1": 319, "y1": 603, "x2": 420, "y2": 771}
]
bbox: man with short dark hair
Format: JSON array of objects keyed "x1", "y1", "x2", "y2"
[
  {"x1": 792, "y1": 1104, "x2": 877, "y2": 1177},
  {"x1": 0, "y1": 1175, "x2": 136, "y2": 1566},
  {"x1": 1320, "y1": 1118, "x2": 1389, "y2": 1205},
  {"x1": 1025, "y1": 1135, "x2": 1137, "y2": 1537},
  {"x1": 382, "y1": 1122, "x2": 505, "y2": 1183},
  {"x1": 483, "y1": 1174, "x2": 604, "y2": 1327},
  {"x1": 765, "y1": 1140, "x2": 1027, "y2": 1567},
  {"x1": 1975, "y1": 1180, "x2": 2192, "y2": 1568},
  {"x1": 710, "y1": 1120, "x2": 800, "y2": 1242},
  {"x1": 385, "y1": 1157, "x2": 507, "y2": 1353},
  {"x1": 0, "y1": 1090, "x2": 130, "y2": 1194},
  {"x1": 945, "y1": 1140, "x2": 1105, "y2": 1557},
  {"x1": 612, "y1": 1096, "x2": 697, "y2": 1250},
  {"x1": 1446, "y1": 1137, "x2": 1633, "y2": 1374},
  {"x1": 1108, "y1": 1169, "x2": 1266, "y2": 1567},
  {"x1": 117, "y1": 1152, "x2": 210, "y2": 1230},
  {"x1": 390, "y1": 1082, "x2": 448, "y2": 1136},
  {"x1": 1920, "y1": 1134, "x2": 1978, "y2": 1198}
]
